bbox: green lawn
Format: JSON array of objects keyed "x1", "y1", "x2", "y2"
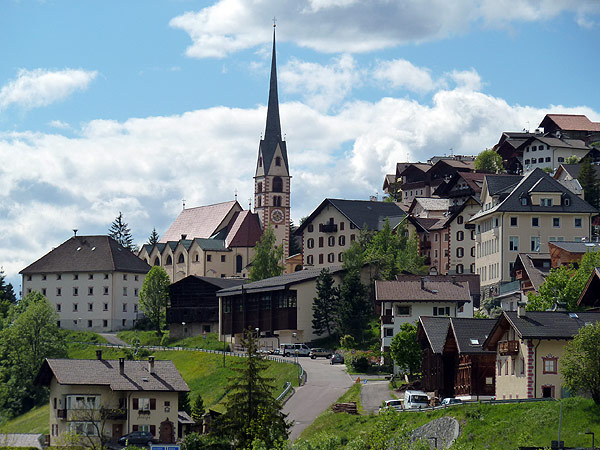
[
  {"x1": 0, "y1": 404, "x2": 49, "y2": 434},
  {"x1": 116, "y1": 330, "x2": 229, "y2": 351},
  {"x1": 297, "y1": 387, "x2": 600, "y2": 450}
]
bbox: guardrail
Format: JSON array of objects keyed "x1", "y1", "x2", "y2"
[{"x1": 394, "y1": 396, "x2": 555, "y2": 413}]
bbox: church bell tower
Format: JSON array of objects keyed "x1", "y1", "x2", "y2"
[{"x1": 254, "y1": 23, "x2": 291, "y2": 256}]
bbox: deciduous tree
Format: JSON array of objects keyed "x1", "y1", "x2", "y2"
[
  {"x1": 220, "y1": 328, "x2": 290, "y2": 449},
  {"x1": 561, "y1": 322, "x2": 600, "y2": 404},
  {"x1": 249, "y1": 227, "x2": 284, "y2": 282},
  {"x1": 139, "y1": 266, "x2": 170, "y2": 335},
  {"x1": 474, "y1": 149, "x2": 503, "y2": 173},
  {"x1": 108, "y1": 212, "x2": 135, "y2": 251},
  {"x1": 311, "y1": 269, "x2": 339, "y2": 337},
  {"x1": 578, "y1": 157, "x2": 600, "y2": 210},
  {"x1": 389, "y1": 323, "x2": 421, "y2": 377}
]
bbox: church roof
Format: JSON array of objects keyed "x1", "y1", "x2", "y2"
[
  {"x1": 159, "y1": 201, "x2": 240, "y2": 243},
  {"x1": 21, "y1": 235, "x2": 151, "y2": 275},
  {"x1": 259, "y1": 26, "x2": 288, "y2": 174},
  {"x1": 225, "y1": 210, "x2": 263, "y2": 248}
]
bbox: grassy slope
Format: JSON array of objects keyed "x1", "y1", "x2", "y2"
[
  {"x1": 0, "y1": 404, "x2": 49, "y2": 434},
  {"x1": 117, "y1": 330, "x2": 227, "y2": 351},
  {"x1": 298, "y1": 384, "x2": 600, "y2": 449}
]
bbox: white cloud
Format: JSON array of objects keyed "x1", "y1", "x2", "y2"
[
  {"x1": 169, "y1": 0, "x2": 600, "y2": 57},
  {"x1": 280, "y1": 54, "x2": 362, "y2": 111},
  {"x1": 373, "y1": 59, "x2": 437, "y2": 93},
  {"x1": 0, "y1": 69, "x2": 97, "y2": 111},
  {"x1": 448, "y1": 69, "x2": 483, "y2": 91},
  {"x1": 48, "y1": 120, "x2": 71, "y2": 130}
]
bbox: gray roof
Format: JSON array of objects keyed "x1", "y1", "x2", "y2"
[
  {"x1": 555, "y1": 163, "x2": 600, "y2": 181},
  {"x1": 0, "y1": 434, "x2": 43, "y2": 449},
  {"x1": 418, "y1": 316, "x2": 450, "y2": 354},
  {"x1": 296, "y1": 199, "x2": 405, "y2": 234},
  {"x1": 472, "y1": 168, "x2": 597, "y2": 221},
  {"x1": 514, "y1": 253, "x2": 550, "y2": 292},
  {"x1": 485, "y1": 174, "x2": 523, "y2": 196},
  {"x1": 218, "y1": 266, "x2": 346, "y2": 296},
  {"x1": 36, "y1": 358, "x2": 189, "y2": 392},
  {"x1": 549, "y1": 241, "x2": 600, "y2": 253},
  {"x1": 21, "y1": 235, "x2": 151, "y2": 275},
  {"x1": 449, "y1": 318, "x2": 496, "y2": 354},
  {"x1": 375, "y1": 279, "x2": 471, "y2": 303},
  {"x1": 173, "y1": 275, "x2": 247, "y2": 290}
]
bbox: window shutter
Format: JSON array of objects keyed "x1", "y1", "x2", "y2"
[
  {"x1": 132, "y1": 398, "x2": 138, "y2": 410},
  {"x1": 132, "y1": 425, "x2": 138, "y2": 432},
  {"x1": 150, "y1": 398, "x2": 156, "y2": 410},
  {"x1": 150, "y1": 425, "x2": 156, "y2": 436}
]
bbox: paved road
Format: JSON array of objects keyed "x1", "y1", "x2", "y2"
[
  {"x1": 98, "y1": 333, "x2": 128, "y2": 346},
  {"x1": 282, "y1": 357, "x2": 354, "y2": 441},
  {"x1": 360, "y1": 380, "x2": 394, "y2": 414}
]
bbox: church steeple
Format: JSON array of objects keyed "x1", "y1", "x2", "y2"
[{"x1": 264, "y1": 24, "x2": 282, "y2": 143}]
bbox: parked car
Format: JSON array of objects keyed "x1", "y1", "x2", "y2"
[
  {"x1": 440, "y1": 397, "x2": 463, "y2": 406},
  {"x1": 309, "y1": 348, "x2": 332, "y2": 359},
  {"x1": 403, "y1": 390, "x2": 429, "y2": 409},
  {"x1": 280, "y1": 343, "x2": 311, "y2": 357},
  {"x1": 330, "y1": 353, "x2": 344, "y2": 364},
  {"x1": 379, "y1": 399, "x2": 403, "y2": 412},
  {"x1": 118, "y1": 431, "x2": 155, "y2": 447}
]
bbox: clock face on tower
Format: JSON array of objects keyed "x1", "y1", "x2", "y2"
[{"x1": 271, "y1": 208, "x2": 284, "y2": 224}]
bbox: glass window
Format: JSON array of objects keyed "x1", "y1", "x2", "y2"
[
  {"x1": 575, "y1": 217, "x2": 582, "y2": 228},
  {"x1": 509, "y1": 236, "x2": 519, "y2": 251},
  {"x1": 307, "y1": 238, "x2": 314, "y2": 249},
  {"x1": 530, "y1": 236, "x2": 540, "y2": 252},
  {"x1": 456, "y1": 231, "x2": 464, "y2": 241},
  {"x1": 553, "y1": 217, "x2": 560, "y2": 227},
  {"x1": 532, "y1": 217, "x2": 539, "y2": 227},
  {"x1": 307, "y1": 224, "x2": 313, "y2": 232},
  {"x1": 510, "y1": 217, "x2": 518, "y2": 227},
  {"x1": 456, "y1": 247, "x2": 464, "y2": 258}
]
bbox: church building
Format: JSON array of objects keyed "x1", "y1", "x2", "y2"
[{"x1": 139, "y1": 24, "x2": 293, "y2": 281}]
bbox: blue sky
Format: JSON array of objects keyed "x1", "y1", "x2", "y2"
[{"x1": 1, "y1": 0, "x2": 600, "y2": 291}]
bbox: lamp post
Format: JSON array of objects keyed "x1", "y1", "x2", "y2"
[
  {"x1": 182, "y1": 322, "x2": 186, "y2": 341},
  {"x1": 585, "y1": 431, "x2": 595, "y2": 449},
  {"x1": 255, "y1": 327, "x2": 260, "y2": 352}
]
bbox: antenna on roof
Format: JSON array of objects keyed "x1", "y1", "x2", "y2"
[
  {"x1": 73, "y1": 229, "x2": 78, "y2": 237},
  {"x1": 234, "y1": 189, "x2": 238, "y2": 201},
  {"x1": 182, "y1": 199, "x2": 186, "y2": 210},
  {"x1": 249, "y1": 197, "x2": 252, "y2": 211}
]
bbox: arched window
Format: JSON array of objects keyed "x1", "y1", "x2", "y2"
[
  {"x1": 457, "y1": 216, "x2": 464, "y2": 224},
  {"x1": 257, "y1": 182, "x2": 263, "y2": 193},
  {"x1": 273, "y1": 176, "x2": 283, "y2": 192},
  {"x1": 275, "y1": 156, "x2": 281, "y2": 166},
  {"x1": 456, "y1": 247, "x2": 464, "y2": 258},
  {"x1": 166, "y1": 255, "x2": 173, "y2": 265},
  {"x1": 154, "y1": 257, "x2": 160, "y2": 266},
  {"x1": 307, "y1": 238, "x2": 314, "y2": 249},
  {"x1": 339, "y1": 236, "x2": 346, "y2": 246},
  {"x1": 328, "y1": 236, "x2": 335, "y2": 247},
  {"x1": 456, "y1": 264, "x2": 464, "y2": 274},
  {"x1": 236, "y1": 255, "x2": 243, "y2": 273},
  {"x1": 273, "y1": 196, "x2": 281, "y2": 207},
  {"x1": 456, "y1": 231, "x2": 464, "y2": 241},
  {"x1": 307, "y1": 255, "x2": 314, "y2": 265},
  {"x1": 338, "y1": 252, "x2": 343, "y2": 262},
  {"x1": 195, "y1": 252, "x2": 199, "y2": 262},
  {"x1": 328, "y1": 253, "x2": 335, "y2": 263},
  {"x1": 294, "y1": 265, "x2": 303, "y2": 272},
  {"x1": 257, "y1": 196, "x2": 262, "y2": 207},
  {"x1": 178, "y1": 253, "x2": 185, "y2": 264}
]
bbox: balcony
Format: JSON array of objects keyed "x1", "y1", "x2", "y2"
[
  {"x1": 421, "y1": 240, "x2": 432, "y2": 249},
  {"x1": 319, "y1": 223, "x2": 338, "y2": 233},
  {"x1": 381, "y1": 315, "x2": 394, "y2": 325},
  {"x1": 101, "y1": 408, "x2": 127, "y2": 421},
  {"x1": 498, "y1": 340, "x2": 519, "y2": 355},
  {"x1": 57, "y1": 409, "x2": 67, "y2": 419}
]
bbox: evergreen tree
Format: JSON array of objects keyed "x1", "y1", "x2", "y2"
[
  {"x1": 288, "y1": 220, "x2": 301, "y2": 257},
  {"x1": 179, "y1": 391, "x2": 192, "y2": 415},
  {"x1": 139, "y1": 266, "x2": 170, "y2": 335},
  {"x1": 220, "y1": 328, "x2": 290, "y2": 449},
  {"x1": 311, "y1": 269, "x2": 339, "y2": 337},
  {"x1": 147, "y1": 228, "x2": 160, "y2": 246},
  {"x1": 336, "y1": 270, "x2": 371, "y2": 342},
  {"x1": 249, "y1": 227, "x2": 284, "y2": 282},
  {"x1": 578, "y1": 157, "x2": 600, "y2": 210},
  {"x1": 0, "y1": 269, "x2": 17, "y2": 319},
  {"x1": 108, "y1": 212, "x2": 135, "y2": 251},
  {"x1": 191, "y1": 394, "x2": 205, "y2": 423}
]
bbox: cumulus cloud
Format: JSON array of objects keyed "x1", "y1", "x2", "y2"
[
  {"x1": 0, "y1": 69, "x2": 97, "y2": 111},
  {"x1": 280, "y1": 54, "x2": 362, "y2": 111},
  {"x1": 170, "y1": 0, "x2": 600, "y2": 57},
  {"x1": 373, "y1": 59, "x2": 437, "y2": 93},
  {"x1": 2, "y1": 76, "x2": 598, "y2": 285}
]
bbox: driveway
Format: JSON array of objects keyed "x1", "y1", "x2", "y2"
[
  {"x1": 282, "y1": 356, "x2": 353, "y2": 441},
  {"x1": 98, "y1": 333, "x2": 128, "y2": 346},
  {"x1": 360, "y1": 380, "x2": 395, "y2": 414}
]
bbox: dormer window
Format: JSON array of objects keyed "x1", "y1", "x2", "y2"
[
  {"x1": 540, "y1": 198, "x2": 553, "y2": 206},
  {"x1": 520, "y1": 197, "x2": 527, "y2": 206},
  {"x1": 275, "y1": 157, "x2": 281, "y2": 166}
]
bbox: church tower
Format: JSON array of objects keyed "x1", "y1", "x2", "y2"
[{"x1": 254, "y1": 24, "x2": 291, "y2": 256}]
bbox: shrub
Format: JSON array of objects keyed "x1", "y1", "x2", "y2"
[{"x1": 340, "y1": 335, "x2": 356, "y2": 349}]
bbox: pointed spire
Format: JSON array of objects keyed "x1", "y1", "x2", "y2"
[{"x1": 264, "y1": 23, "x2": 282, "y2": 142}]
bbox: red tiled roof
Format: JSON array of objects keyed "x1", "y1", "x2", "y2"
[
  {"x1": 225, "y1": 211, "x2": 263, "y2": 247},
  {"x1": 541, "y1": 114, "x2": 600, "y2": 132},
  {"x1": 160, "y1": 201, "x2": 240, "y2": 243}
]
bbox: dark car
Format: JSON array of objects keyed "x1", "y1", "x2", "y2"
[
  {"x1": 330, "y1": 353, "x2": 344, "y2": 364},
  {"x1": 118, "y1": 431, "x2": 155, "y2": 447}
]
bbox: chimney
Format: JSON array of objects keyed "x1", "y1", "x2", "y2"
[
  {"x1": 517, "y1": 301, "x2": 526, "y2": 318},
  {"x1": 181, "y1": 234, "x2": 187, "y2": 240},
  {"x1": 96, "y1": 350, "x2": 102, "y2": 360},
  {"x1": 73, "y1": 229, "x2": 78, "y2": 237},
  {"x1": 451, "y1": 276, "x2": 457, "y2": 285},
  {"x1": 421, "y1": 277, "x2": 426, "y2": 290},
  {"x1": 119, "y1": 358, "x2": 125, "y2": 375},
  {"x1": 148, "y1": 356, "x2": 155, "y2": 375}
]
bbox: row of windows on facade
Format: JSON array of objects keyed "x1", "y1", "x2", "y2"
[
  {"x1": 256, "y1": 175, "x2": 285, "y2": 193},
  {"x1": 433, "y1": 246, "x2": 475, "y2": 259},
  {"x1": 477, "y1": 262, "x2": 501, "y2": 282},
  {"x1": 305, "y1": 220, "x2": 357, "y2": 233},
  {"x1": 425, "y1": 228, "x2": 474, "y2": 244},
  {"x1": 306, "y1": 252, "x2": 345, "y2": 265},
  {"x1": 25, "y1": 273, "x2": 137, "y2": 282},
  {"x1": 30, "y1": 286, "x2": 139, "y2": 297},
  {"x1": 56, "y1": 318, "x2": 133, "y2": 328},
  {"x1": 524, "y1": 156, "x2": 565, "y2": 165},
  {"x1": 307, "y1": 234, "x2": 355, "y2": 249},
  {"x1": 496, "y1": 356, "x2": 557, "y2": 377},
  {"x1": 222, "y1": 293, "x2": 298, "y2": 313},
  {"x1": 55, "y1": 301, "x2": 137, "y2": 313},
  {"x1": 477, "y1": 214, "x2": 581, "y2": 234},
  {"x1": 154, "y1": 253, "x2": 237, "y2": 265},
  {"x1": 524, "y1": 144, "x2": 549, "y2": 152},
  {"x1": 256, "y1": 194, "x2": 284, "y2": 208}
]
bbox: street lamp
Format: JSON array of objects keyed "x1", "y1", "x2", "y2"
[
  {"x1": 255, "y1": 327, "x2": 260, "y2": 352},
  {"x1": 182, "y1": 322, "x2": 186, "y2": 340},
  {"x1": 585, "y1": 431, "x2": 595, "y2": 449}
]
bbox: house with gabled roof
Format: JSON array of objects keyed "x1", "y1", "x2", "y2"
[
  {"x1": 295, "y1": 198, "x2": 405, "y2": 270},
  {"x1": 469, "y1": 168, "x2": 596, "y2": 300},
  {"x1": 539, "y1": 114, "x2": 600, "y2": 144},
  {"x1": 35, "y1": 353, "x2": 189, "y2": 446},
  {"x1": 520, "y1": 135, "x2": 590, "y2": 173},
  {"x1": 483, "y1": 309, "x2": 600, "y2": 399},
  {"x1": 433, "y1": 172, "x2": 486, "y2": 205},
  {"x1": 417, "y1": 316, "x2": 450, "y2": 396},
  {"x1": 21, "y1": 235, "x2": 151, "y2": 332}
]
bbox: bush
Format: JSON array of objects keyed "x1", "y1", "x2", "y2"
[
  {"x1": 181, "y1": 432, "x2": 232, "y2": 450},
  {"x1": 340, "y1": 335, "x2": 356, "y2": 349}
]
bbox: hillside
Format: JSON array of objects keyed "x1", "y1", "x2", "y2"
[{"x1": 297, "y1": 384, "x2": 600, "y2": 449}]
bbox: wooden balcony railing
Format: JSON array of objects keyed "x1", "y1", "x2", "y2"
[{"x1": 498, "y1": 340, "x2": 519, "y2": 355}]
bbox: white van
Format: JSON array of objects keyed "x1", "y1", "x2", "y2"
[
  {"x1": 279, "y1": 343, "x2": 311, "y2": 357},
  {"x1": 403, "y1": 390, "x2": 429, "y2": 409}
]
